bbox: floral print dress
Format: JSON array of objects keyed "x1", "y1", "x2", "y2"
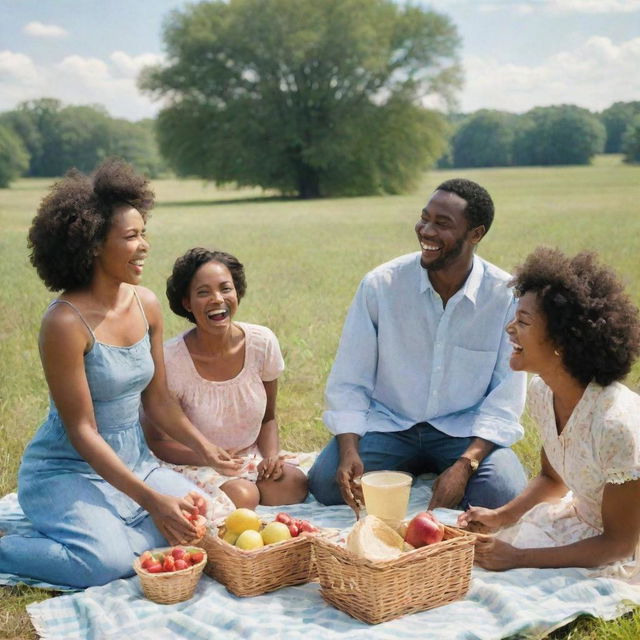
[{"x1": 498, "y1": 376, "x2": 640, "y2": 580}]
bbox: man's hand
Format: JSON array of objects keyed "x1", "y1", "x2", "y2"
[
  {"x1": 336, "y1": 449, "x2": 364, "y2": 517},
  {"x1": 428, "y1": 460, "x2": 470, "y2": 509}
]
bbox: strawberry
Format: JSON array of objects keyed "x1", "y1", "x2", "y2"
[
  {"x1": 190, "y1": 550, "x2": 204, "y2": 564},
  {"x1": 275, "y1": 512, "x2": 293, "y2": 526},
  {"x1": 146, "y1": 563, "x2": 163, "y2": 573},
  {"x1": 162, "y1": 555, "x2": 176, "y2": 572},
  {"x1": 298, "y1": 520, "x2": 317, "y2": 533},
  {"x1": 288, "y1": 522, "x2": 299, "y2": 537},
  {"x1": 174, "y1": 559, "x2": 189, "y2": 571},
  {"x1": 171, "y1": 547, "x2": 187, "y2": 560}
]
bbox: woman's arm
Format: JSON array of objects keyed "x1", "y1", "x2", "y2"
[
  {"x1": 475, "y1": 478, "x2": 640, "y2": 571},
  {"x1": 459, "y1": 447, "x2": 568, "y2": 531},
  {"x1": 138, "y1": 288, "x2": 243, "y2": 474},
  {"x1": 40, "y1": 304, "x2": 198, "y2": 543},
  {"x1": 256, "y1": 379, "x2": 283, "y2": 480}
]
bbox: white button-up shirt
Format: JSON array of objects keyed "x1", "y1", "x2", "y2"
[{"x1": 323, "y1": 252, "x2": 526, "y2": 447}]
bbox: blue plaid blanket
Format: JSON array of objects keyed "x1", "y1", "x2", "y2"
[{"x1": 2, "y1": 477, "x2": 640, "y2": 639}]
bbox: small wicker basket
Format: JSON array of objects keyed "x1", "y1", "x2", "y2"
[
  {"x1": 133, "y1": 546, "x2": 207, "y2": 605},
  {"x1": 313, "y1": 525, "x2": 474, "y2": 624},
  {"x1": 201, "y1": 527, "x2": 315, "y2": 597}
]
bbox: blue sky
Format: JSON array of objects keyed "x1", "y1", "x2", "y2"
[{"x1": 1, "y1": 0, "x2": 639, "y2": 120}]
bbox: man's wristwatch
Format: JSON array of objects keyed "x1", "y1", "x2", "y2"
[{"x1": 458, "y1": 455, "x2": 480, "y2": 474}]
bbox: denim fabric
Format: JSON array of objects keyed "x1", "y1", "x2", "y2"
[
  {"x1": 0, "y1": 308, "x2": 204, "y2": 588},
  {"x1": 308, "y1": 422, "x2": 527, "y2": 509}
]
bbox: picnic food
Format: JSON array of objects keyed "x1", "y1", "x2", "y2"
[
  {"x1": 138, "y1": 546, "x2": 205, "y2": 573},
  {"x1": 225, "y1": 508, "x2": 261, "y2": 534},
  {"x1": 345, "y1": 515, "x2": 405, "y2": 562},
  {"x1": 260, "y1": 521, "x2": 292, "y2": 544},
  {"x1": 134, "y1": 545, "x2": 207, "y2": 604},
  {"x1": 275, "y1": 512, "x2": 318, "y2": 537},
  {"x1": 235, "y1": 529, "x2": 265, "y2": 550},
  {"x1": 404, "y1": 511, "x2": 445, "y2": 548}
]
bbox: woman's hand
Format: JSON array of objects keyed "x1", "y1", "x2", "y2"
[
  {"x1": 473, "y1": 534, "x2": 522, "y2": 571},
  {"x1": 183, "y1": 490, "x2": 208, "y2": 517},
  {"x1": 457, "y1": 506, "x2": 507, "y2": 533},
  {"x1": 146, "y1": 492, "x2": 200, "y2": 546},
  {"x1": 203, "y1": 444, "x2": 244, "y2": 476},
  {"x1": 257, "y1": 454, "x2": 284, "y2": 481}
]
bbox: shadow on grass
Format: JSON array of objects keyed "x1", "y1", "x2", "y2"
[{"x1": 155, "y1": 195, "x2": 301, "y2": 208}]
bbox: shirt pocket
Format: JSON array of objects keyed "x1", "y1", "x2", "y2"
[{"x1": 444, "y1": 346, "x2": 496, "y2": 411}]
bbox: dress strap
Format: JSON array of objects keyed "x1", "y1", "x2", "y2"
[
  {"x1": 48, "y1": 299, "x2": 96, "y2": 347},
  {"x1": 131, "y1": 287, "x2": 150, "y2": 332}
]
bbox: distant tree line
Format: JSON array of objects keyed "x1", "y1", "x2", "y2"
[
  {"x1": 0, "y1": 95, "x2": 638, "y2": 189},
  {"x1": 441, "y1": 101, "x2": 640, "y2": 169},
  {"x1": 0, "y1": 98, "x2": 166, "y2": 187}
]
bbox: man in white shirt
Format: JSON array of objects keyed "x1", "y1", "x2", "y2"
[{"x1": 308, "y1": 178, "x2": 528, "y2": 512}]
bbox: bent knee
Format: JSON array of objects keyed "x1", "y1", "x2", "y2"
[
  {"x1": 221, "y1": 478, "x2": 260, "y2": 510},
  {"x1": 258, "y1": 466, "x2": 309, "y2": 506}
]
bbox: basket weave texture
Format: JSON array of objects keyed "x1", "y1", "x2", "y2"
[
  {"x1": 313, "y1": 525, "x2": 474, "y2": 624},
  {"x1": 201, "y1": 528, "x2": 315, "y2": 597},
  {"x1": 133, "y1": 546, "x2": 207, "y2": 605}
]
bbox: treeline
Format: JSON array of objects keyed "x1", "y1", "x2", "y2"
[
  {"x1": 0, "y1": 98, "x2": 166, "y2": 187},
  {"x1": 440, "y1": 101, "x2": 640, "y2": 169}
]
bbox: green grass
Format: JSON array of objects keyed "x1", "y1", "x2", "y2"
[{"x1": 1, "y1": 155, "x2": 639, "y2": 638}]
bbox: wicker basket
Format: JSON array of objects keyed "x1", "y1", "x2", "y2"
[
  {"x1": 201, "y1": 527, "x2": 315, "y2": 597},
  {"x1": 133, "y1": 546, "x2": 207, "y2": 604},
  {"x1": 313, "y1": 525, "x2": 474, "y2": 624}
]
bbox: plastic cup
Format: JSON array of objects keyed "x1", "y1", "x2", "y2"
[{"x1": 360, "y1": 470, "x2": 412, "y2": 530}]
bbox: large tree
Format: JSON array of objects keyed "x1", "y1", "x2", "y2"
[
  {"x1": 622, "y1": 114, "x2": 640, "y2": 164},
  {"x1": 141, "y1": 0, "x2": 461, "y2": 198}
]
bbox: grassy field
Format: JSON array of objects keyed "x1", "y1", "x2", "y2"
[{"x1": 1, "y1": 155, "x2": 639, "y2": 638}]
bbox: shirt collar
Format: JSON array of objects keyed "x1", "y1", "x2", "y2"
[{"x1": 418, "y1": 253, "x2": 483, "y2": 306}]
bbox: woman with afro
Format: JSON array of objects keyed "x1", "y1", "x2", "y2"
[
  {"x1": 0, "y1": 159, "x2": 242, "y2": 587},
  {"x1": 459, "y1": 247, "x2": 640, "y2": 579}
]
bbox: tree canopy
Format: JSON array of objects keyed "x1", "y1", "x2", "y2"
[
  {"x1": 0, "y1": 99, "x2": 166, "y2": 178},
  {"x1": 0, "y1": 124, "x2": 29, "y2": 188},
  {"x1": 622, "y1": 114, "x2": 640, "y2": 164},
  {"x1": 141, "y1": 0, "x2": 461, "y2": 198},
  {"x1": 513, "y1": 105, "x2": 605, "y2": 166},
  {"x1": 600, "y1": 101, "x2": 640, "y2": 153}
]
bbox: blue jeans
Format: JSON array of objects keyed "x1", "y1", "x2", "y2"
[{"x1": 308, "y1": 422, "x2": 527, "y2": 510}]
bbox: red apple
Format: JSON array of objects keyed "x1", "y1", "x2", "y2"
[{"x1": 404, "y1": 511, "x2": 444, "y2": 548}]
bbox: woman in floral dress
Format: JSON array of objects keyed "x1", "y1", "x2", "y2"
[{"x1": 458, "y1": 247, "x2": 640, "y2": 579}]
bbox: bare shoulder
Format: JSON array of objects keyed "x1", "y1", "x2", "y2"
[
  {"x1": 134, "y1": 285, "x2": 162, "y2": 321},
  {"x1": 40, "y1": 301, "x2": 91, "y2": 351}
]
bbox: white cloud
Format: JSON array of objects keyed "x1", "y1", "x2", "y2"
[
  {"x1": 0, "y1": 51, "x2": 161, "y2": 120},
  {"x1": 432, "y1": 0, "x2": 640, "y2": 13},
  {"x1": 110, "y1": 51, "x2": 164, "y2": 78},
  {"x1": 461, "y1": 35, "x2": 640, "y2": 113},
  {"x1": 545, "y1": 0, "x2": 640, "y2": 12},
  {"x1": 23, "y1": 21, "x2": 68, "y2": 38}
]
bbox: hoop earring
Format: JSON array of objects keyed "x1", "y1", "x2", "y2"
[{"x1": 554, "y1": 349, "x2": 560, "y2": 356}]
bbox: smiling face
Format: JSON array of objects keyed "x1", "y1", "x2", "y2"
[
  {"x1": 415, "y1": 190, "x2": 484, "y2": 272},
  {"x1": 93, "y1": 205, "x2": 149, "y2": 285},
  {"x1": 506, "y1": 291, "x2": 558, "y2": 374},
  {"x1": 182, "y1": 260, "x2": 239, "y2": 331}
]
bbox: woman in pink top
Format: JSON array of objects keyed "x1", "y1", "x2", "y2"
[{"x1": 143, "y1": 248, "x2": 308, "y2": 513}]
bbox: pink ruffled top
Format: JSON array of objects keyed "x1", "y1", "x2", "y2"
[{"x1": 164, "y1": 322, "x2": 285, "y2": 453}]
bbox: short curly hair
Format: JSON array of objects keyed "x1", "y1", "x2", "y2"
[
  {"x1": 27, "y1": 158, "x2": 154, "y2": 292},
  {"x1": 511, "y1": 247, "x2": 640, "y2": 386},
  {"x1": 436, "y1": 178, "x2": 494, "y2": 234},
  {"x1": 166, "y1": 247, "x2": 247, "y2": 323}
]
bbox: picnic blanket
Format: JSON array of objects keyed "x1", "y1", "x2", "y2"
[{"x1": 2, "y1": 475, "x2": 640, "y2": 639}]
